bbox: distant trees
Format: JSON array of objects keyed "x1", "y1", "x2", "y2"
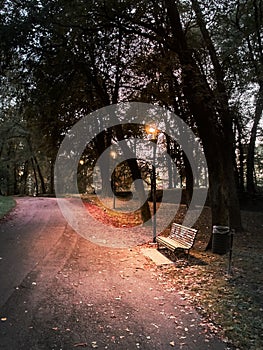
[
  {"x1": 197, "y1": 0, "x2": 263, "y2": 195},
  {"x1": 0, "y1": 113, "x2": 47, "y2": 195},
  {"x1": 222, "y1": 0, "x2": 263, "y2": 194}
]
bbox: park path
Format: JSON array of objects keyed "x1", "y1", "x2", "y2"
[{"x1": 0, "y1": 197, "x2": 230, "y2": 349}]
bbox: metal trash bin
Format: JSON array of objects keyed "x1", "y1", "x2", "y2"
[{"x1": 212, "y1": 226, "x2": 230, "y2": 255}]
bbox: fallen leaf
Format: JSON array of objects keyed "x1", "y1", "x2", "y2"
[{"x1": 73, "y1": 343, "x2": 88, "y2": 348}]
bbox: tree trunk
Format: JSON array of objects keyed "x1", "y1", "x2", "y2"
[
  {"x1": 20, "y1": 160, "x2": 29, "y2": 195},
  {"x1": 247, "y1": 82, "x2": 263, "y2": 193},
  {"x1": 182, "y1": 152, "x2": 193, "y2": 208},
  {"x1": 31, "y1": 157, "x2": 39, "y2": 195},
  {"x1": 234, "y1": 116, "x2": 245, "y2": 192},
  {"x1": 113, "y1": 124, "x2": 152, "y2": 224},
  {"x1": 94, "y1": 130, "x2": 112, "y2": 197},
  {"x1": 99, "y1": 157, "x2": 111, "y2": 197},
  {"x1": 165, "y1": 0, "x2": 242, "y2": 232},
  {"x1": 33, "y1": 156, "x2": 46, "y2": 194},
  {"x1": 165, "y1": 134, "x2": 174, "y2": 188},
  {"x1": 50, "y1": 159, "x2": 54, "y2": 194},
  {"x1": 126, "y1": 157, "x2": 152, "y2": 224}
]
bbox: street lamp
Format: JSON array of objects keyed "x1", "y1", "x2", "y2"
[
  {"x1": 110, "y1": 151, "x2": 117, "y2": 209},
  {"x1": 146, "y1": 125, "x2": 160, "y2": 243}
]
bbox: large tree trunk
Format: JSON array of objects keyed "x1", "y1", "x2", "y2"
[
  {"x1": 99, "y1": 157, "x2": 112, "y2": 198},
  {"x1": 182, "y1": 152, "x2": 193, "y2": 208},
  {"x1": 113, "y1": 124, "x2": 152, "y2": 224},
  {"x1": 191, "y1": 0, "x2": 242, "y2": 228},
  {"x1": 165, "y1": 0, "x2": 242, "y2": 231},
  {"x1": 94, "y1": 130, "x2": 112, "y2": 197}
]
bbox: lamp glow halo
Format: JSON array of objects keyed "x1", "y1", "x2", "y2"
[{"x1": 54, "y1": 102, "x2": 208, "y2": 248}]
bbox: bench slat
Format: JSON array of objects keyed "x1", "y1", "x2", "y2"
[
  {"x1": 170, "y1": 223, "x2": 197, "y2": 246},
  {"x1": 156, "y1": 236, "x2": 190, "y2": 249}
]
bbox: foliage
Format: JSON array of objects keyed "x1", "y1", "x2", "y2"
[{"x1": 0, "y1": 0, "x2": 262, "y2": 224}]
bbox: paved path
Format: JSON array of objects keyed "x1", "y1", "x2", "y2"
[{"x1": 0, "y1": 197, "x2": 230, "y2": 349}]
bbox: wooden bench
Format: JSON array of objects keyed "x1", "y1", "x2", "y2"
[{"x1": 156, "y1": 223, "x2": 198, "y2": 258}]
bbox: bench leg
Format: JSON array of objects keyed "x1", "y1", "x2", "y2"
[{"x1": 173, "y1": 248, "x2": 190, "y2": 260}]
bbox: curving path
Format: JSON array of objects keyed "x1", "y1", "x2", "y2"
[{"x1": 0, "y1": 197, "x2": 231, "y2": 349}]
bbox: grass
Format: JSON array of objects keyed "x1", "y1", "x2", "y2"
[
  {"x1": 0, "y1": 196, "x2": 16, "y2": 219},
  {"x1": 160, "y1": 248, "x2": 262, "y2": 349},
  {"x1": 82, "y1": 195, "x2": 263, "y2": 350}
]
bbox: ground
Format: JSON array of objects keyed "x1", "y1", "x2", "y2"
[
  {"x1": 0, "y1": 195, "x2": 262, "y2": 349},
  {"x1": 0, "y1": 197, "x2": 229, "y2": 350},
  {"x1": 82, "y1": 194, "x2": 263, "y2": 350}
]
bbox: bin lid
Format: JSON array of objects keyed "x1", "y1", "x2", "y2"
[{"x1": 213, "y1": 225, "x2": 229, "y2": 233}]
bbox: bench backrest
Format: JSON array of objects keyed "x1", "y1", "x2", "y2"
[{"x1": 170, "y1": 223, "x2": 198, "y2": 249}]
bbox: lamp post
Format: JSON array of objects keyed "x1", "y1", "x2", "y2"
[
  {"x1": 110, "y1": 151, "x2": 117, "y2": 209},
  {"x1": 146, "y1": 126, "x2": 159, "y2": 243},
  {"x1": 79, "y1": 159, "x2": 85, "y2": 193}
]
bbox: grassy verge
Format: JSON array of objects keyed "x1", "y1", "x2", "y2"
[
  {"x1": 159, "y1": 249, "x2": 262, "y2": 349},
  {"x1": 0, "y1": 196, "x2": 16, "y2": 219}
]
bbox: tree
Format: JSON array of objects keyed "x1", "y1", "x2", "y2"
[
  {"x1": 103, "y1": 0, "x2": 242, "y2": 228},
  {"x1": 0, "y1": 0, "x2": 153, "y2": 221},
  {"x1": 3, "y1": 0, "x2": 262, "y2": 232}
]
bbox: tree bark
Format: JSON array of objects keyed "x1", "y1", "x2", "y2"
[
  {"x1": 165, "y1": 134, "x2": 174, "y2": 189},
  {"x1": 234, "y1": 116, "x2": 245, "y2": 192},
  {"x1": 113, "y1": 124, "x2": 152, "y2": 224},
  {"x1": 33, "y1": 156, "x2": 46, "y2": 194},
  {"x1": 31, "y1": 157, "x2": 39, "y2": 195},
  {"x1": 93, "y1": 130, "x2": 113, "y2": 197},
  {"x1": 50, "y1": 159, "x2": 54, "y2": 194},
  {"x1": 165, "y1": 0, "x2": 242, "y2": 230},
  {"x1": 182, "y1": 152, "x2": 193, "y2": 208},
  {"x1": 191, "y1": 0, "x2": 242, "y2": 229},
  {"x1": 20, "y1": 160, "x2": 29, "y2": 195},
  {"x1": 247, "y1": 82, "x2": 263, "y2": 193}
]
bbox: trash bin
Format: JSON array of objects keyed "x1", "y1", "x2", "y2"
[{"x1": 212, "y1": 226, "x2": 230, "y2": 255}]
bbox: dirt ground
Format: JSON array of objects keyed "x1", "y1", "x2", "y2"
[
  {"x1": 0, "y1": 197, "x2": 233, "y2": 350},
  {"x1": 81, "y1": 194, "x2": 263, "y2": 350}
]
